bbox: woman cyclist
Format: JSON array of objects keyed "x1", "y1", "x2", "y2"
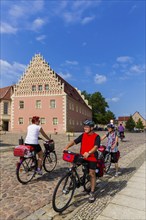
[{"x1": 25, "y1": 116, "x2": 51, "y2": 175}]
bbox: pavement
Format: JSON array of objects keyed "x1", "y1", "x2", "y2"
[
  {"x1": 0, "y1": 131, "x2": 146, "y2": 220},
  {"x1": 96, "y1": 161, "x2": 146, "y2": 220}
]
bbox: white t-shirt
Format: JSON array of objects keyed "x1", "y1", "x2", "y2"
[{"x1": 25, "y1": 124, "x2": 41, "y2": 144}]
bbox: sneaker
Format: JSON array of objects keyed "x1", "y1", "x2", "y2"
[
  {"x1": 114, "y1": 172, "x2": 119, "y2": 177},
  {"x1": 88, "y1": 192, "x2": 95, "y2": 203},
  {"x1": 36, "y1": 168, "x2": 43, "y2": 175}
]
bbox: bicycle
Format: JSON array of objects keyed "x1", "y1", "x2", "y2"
[
  {"x1": 52, "y1": 150, "x2": 92, "y2": 212},
  {"x1": 14, "y1": 138, "x2": 57, "y2": 184}
]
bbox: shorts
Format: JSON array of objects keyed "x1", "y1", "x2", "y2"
[
  {"x1": 86, "y1": 160, "x2": 97, "y2": 170},
  {"x1": 25, "y1": 143, "x2": 42, "y2": 153},
  {"x1": 111, "y1": 152, "x2": 120, "y2": 163}
]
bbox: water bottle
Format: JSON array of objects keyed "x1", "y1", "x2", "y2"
[{"x1": 95, "y1": 168, "x2": 99, "y2": 174}]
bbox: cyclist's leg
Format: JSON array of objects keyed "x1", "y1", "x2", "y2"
[{"x1": 88, "y1": 161, "x2": 97, "y2": 203}]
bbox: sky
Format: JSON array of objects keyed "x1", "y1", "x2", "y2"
[{"x1": 0, "y1": 0, "x2": 145, "y2": 119}]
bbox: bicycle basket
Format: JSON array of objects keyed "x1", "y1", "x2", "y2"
[
  {"x1": 44, "y1": 140, "x2": 54, "y2": 152},
  {"x1": 13, "y1": 145, "x2": 34, "y2": 157},
  {"x1": 63, "y1": 151, "x2": 80, "y2": 163}
]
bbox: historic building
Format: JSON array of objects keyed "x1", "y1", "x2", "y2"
[
  {"x1": 10, "y1": 54, "x2": 92, "y2": 133},
  {"x1": 0, "y1": 85, "x2": 14, "y2": 131}
]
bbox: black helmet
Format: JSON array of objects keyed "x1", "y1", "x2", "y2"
[
  {"x1": 83, "y1": 120, "x2": 95, "y2": 127},
  {"x1": 107, "y1": 123, "x2": 115, "y2": 129}
]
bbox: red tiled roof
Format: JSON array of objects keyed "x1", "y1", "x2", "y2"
[
  {"x1": 0, "y1": 86, "x2": 13, "y2": 100},
  {"x1": 118, "y1": 116, "x2": 130, "y2": 121},
  {"x1": 56, "y1": 73, "x2": 91, "y2": 108}
]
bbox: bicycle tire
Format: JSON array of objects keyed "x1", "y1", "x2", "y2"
[
  {"x1": 52, "y1": 173, "x2": 76, "y2": 212},
  {"x1": 16, "y1": 157, "x2": 37, "y2": 184},
  {"x1": 43, "y1": 151, "x2": 57, "y2": 172},
  {"x1": 104, "y1": 153, "x2": 111, "y2": 173}
]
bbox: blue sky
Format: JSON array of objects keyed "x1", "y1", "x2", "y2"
[{"x1": 0, "y1": 0, "x2": 145, "y2": 119}]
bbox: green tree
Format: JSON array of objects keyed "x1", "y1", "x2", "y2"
[
  {"x1": 125, "y1": 116, "x2": 135, "y2": 131},
  {"x1": 82, "y1": 91, "x2": 115, "y2": 124},
  {"x1": 135, "y1": 118, "x2": 144, "y2": 130}
]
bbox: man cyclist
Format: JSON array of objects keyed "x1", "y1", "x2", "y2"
[
  {"x1": 64, "y1": 120, "x2": 100, "y2": 203},
  {"x1": 25, "y1": 116, "x2": 51, "y2": 175},
  {"x1": 118, "y1": 123, "x2": 125, "y2": 138}
]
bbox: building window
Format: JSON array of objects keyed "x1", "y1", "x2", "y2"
[
  {"x1": 45, "y1": 84, "x2": 49, "y2": 91},
  {"x1": 53, "y1": 117, "x2": 58, "y2": 125},
  {"x1": 50, "y1": 100, "x2": 56, "y2": 108},
  {"x1": 19, "y1": 117, "x2": 23, "y2": 124},
  {"x1": 19, "y1": 101, "x2": 24, "y2": 109},
  {"x1": 36, "y1": 100, "x2": 41, "y2": 109},
  {"x1": 40, "y1": 118, "x2": 45, "y2": 124},
  {"x1": 29, "y1": 118, "x2": 32, "y2": 124},
  {"x1": 32, "y1": 85, "x2": 36, "y2": 91},
  {"x1": 38, "y1": 85, "x2": 42, "y2": 91},
  {"x1": 72, "y1": 103, "x2": 74, "y2": 111},
  {"x1": 76, "y1": 105, "x2": 78, "y2": 112},
  {"x1": 3, "y1": 102, "x2": 8, "y2": 114}
]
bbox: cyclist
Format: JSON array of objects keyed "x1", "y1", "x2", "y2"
[
  {"x1": 64, "y1": 120, "x2": 100, "y2": 203},
  {"x1": 118, "y1": 123, "x2": 125, "y2": 138},
  {"x1": 25, "y1": 116, "x2": 51, "y2": 175},
  {"x1": 101, "y1": 123, "x2": 119, "y2": 177}
]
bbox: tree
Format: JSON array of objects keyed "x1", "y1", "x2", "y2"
[
  {"x1": 135, "y1": 118, "x2": 144, "y2": 130},
  {"x1": 125, "y1": 116, "x2": 135, "y2": 131},
  {"x1": 82, "y1": 91, "x2": 115, "y2": 124}
]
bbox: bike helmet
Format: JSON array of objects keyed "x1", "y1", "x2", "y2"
[
  {"x1": 107, "y1": 123, "x2": 115, "y2": 129},
  {"x1": 83, "y1": 120, "x2": 95, "y2": 127}
]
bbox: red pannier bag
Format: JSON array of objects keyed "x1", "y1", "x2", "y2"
[
  {"x1": 63, "y1": 151, "x2": 79, "y2": 163},
  {"x1": 13, "y1": 145, "x2": 34, "y2": 157}
]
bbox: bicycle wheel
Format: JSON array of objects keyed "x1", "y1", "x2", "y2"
[
  {"x1": 104, "y1": 153, "x2": 111, "y2": 173},
  {"x1": 16, "y1": 157, "x2": 37, "y2": 184},
  {"x1": 43, "y1": 151, "x2": 57, "y2": 172},
  {"x1": 52, "y1": 173, "x2": 76, "y2": 212}
]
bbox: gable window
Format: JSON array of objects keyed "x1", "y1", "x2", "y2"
[
  {"x1": 3, "y1": 102, "x2": 8, "y2": 114},
  {"x1": 38, "y1": 85, "x2": 42, "y2": 91},
  {"x1": 45, "y1": 84, "x2": 49, "y2": 91},
  {"x1": 19, "y1": 117, "x2": 23, "y2": 124},
  {"x1": 53, "y1": 117, "x2": 58, "y2": 125},
  {"x1": 50, "y1": 100, "x2": 56, "y2": 108},
  {"x1": 36, "y1": 100, "x2": 41, "y2": 109},
  {"x1": 32, "y1": 85, "x2": 36, "y2": 91},
  {"x1": 19, "y1": 101, "x2": 24, "y2": 109}
]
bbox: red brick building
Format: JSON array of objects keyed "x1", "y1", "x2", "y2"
[{"x1": 2, "y1": 54, "x2": 92, "y2": 133}]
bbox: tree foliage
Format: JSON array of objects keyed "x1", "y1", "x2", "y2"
[
  {"x1": 82, "y1": 90, "x2": 115, "y2": 125},
  {"x1": 135, "y1": 118, "x2": 144, "y2": 129},
  {"x1": 125, "y1": 115, "x2": 135, "y2": 131}
]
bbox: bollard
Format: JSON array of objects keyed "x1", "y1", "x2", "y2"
[
  {"x1": 68, "y1": 134, "x2": 70, "y2": 141},
  {"x1": 19, "y1": 136, "x2": 24, "y2": 145}
]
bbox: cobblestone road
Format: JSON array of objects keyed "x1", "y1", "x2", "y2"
[{"x1": 0, "y1": 131, "x2": 146, "y2": 220}]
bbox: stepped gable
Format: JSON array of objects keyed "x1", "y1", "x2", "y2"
[
  {"x1": 14, "y1": 53, "x2": 91, "y2": 109},
  {"x1": 14, "y1": 54, "x2": 64, "y2": 96},
  {"x1": 0, "y1": 86, "x2": 13, "y2": 100}
]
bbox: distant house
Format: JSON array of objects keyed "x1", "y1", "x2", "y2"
[
  {"x1": 2, "y1": 54, "x2": 92, "y2": 133},
  {"x1": 132, "y1": 111, "x2": 146, "y2": 128},
  {"x1": 118, "y1": 116, "x2": 130, "y2": 127},
  {"x1": 0, "y1": 85, "x2": 14, "y2": 131},
  {"x1": 118, "y1": 111, "x2": 146, "y2": 128}
]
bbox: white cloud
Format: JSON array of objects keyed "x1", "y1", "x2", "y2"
[
  {"x1": 82, "y1": 42, "x2": 87, "y2": 47},
  {"x1": 36, "y1": 35, "x2": 46, "y2": 42},
  {"x1": 59, "y1": 72, "x2": 72, "y2": 80},
  {"x1": 0, "y1": 22, "x2": 17, "y2": 34},
  {"x1": 94, "y1": 74, "x2": 107, "y2": 84},
  {"x1": 32, "y1": 18, "x2": 45, "y2": 30},
  {"x1": 65, "y1": 60, "x2": 78, "y2": 65},
  {"x1": 116, "y1": 56, "x2": 133, "y2": 63},
  {"x1": 81, "y1": 16, "x2": 95, "y2": 25},
  {"x1": 106, "y1": 97, "x2": 120, "y2": 102},
  {"x1": 0, "y1": 59, "x2": 26, "y2": 86},
  {"x1": 128, "y1": 64, "x2": 145, "y2": 75}
]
